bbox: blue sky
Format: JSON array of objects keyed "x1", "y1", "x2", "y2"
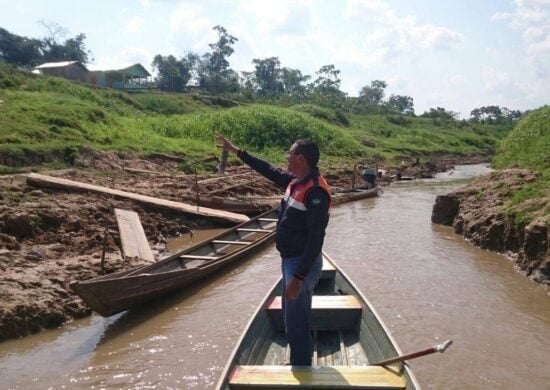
[{"x1": 1, "y1": 0, "x2": 549, "y2": 117}]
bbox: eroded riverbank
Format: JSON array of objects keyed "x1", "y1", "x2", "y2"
[
  {"x1": 0, "y1": 151, "x2": 491, "y2": 341},
  {"x1": 432, "y1": 168, "x2": 549, "y2": 286},
  {"x1": 1, "y1": 163, "x2": 548, "y2": 389}
]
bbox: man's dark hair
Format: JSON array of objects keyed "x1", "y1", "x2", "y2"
[{"x1": 294, "y1": 139, "x2": 319, "y2": 169}]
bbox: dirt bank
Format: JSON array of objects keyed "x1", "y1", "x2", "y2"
[
  {"x1": 432, "y1": 168, "x2": 549, "y2": 287},
  {"x1": 0, "y1": 149, "x2": 479, "y2": 340}
]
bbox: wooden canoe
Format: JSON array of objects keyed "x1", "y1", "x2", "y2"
[
  {"x1": 332, "y1": 187, "x2": 380, "y2": 204},
  {"x1": 70, "y1": 208, "x2": 279, "y2": 317},
  {"x1": 216, "y1": 251, "x2": 420, "y2": 390},
  {"x1": 197, "y1": 196, "x2": 271, "y2": 215}
]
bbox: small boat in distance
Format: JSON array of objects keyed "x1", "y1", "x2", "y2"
[
  {"x1": 332, "y1": 187, "x2": 380, "y2": 204},
  {"x1": 70, "y1": 208, "x2": 278, "y2": 317},
  {"x1": 216, "y1": 251, "x2": 420, "y2": 390}
]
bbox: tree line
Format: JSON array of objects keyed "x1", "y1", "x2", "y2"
[
  {"x1": 0, "y1": 23, "x2": 521, "y2": 122},
  {"x1": 0, "y1": 22, "x2": 91, "y2": 67}
]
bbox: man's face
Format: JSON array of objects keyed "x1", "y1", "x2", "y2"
[{"x1": 286, "y1": 143, "x2": 303, "y2": 174}]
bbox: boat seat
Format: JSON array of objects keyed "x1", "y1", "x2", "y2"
[
  {"x1": 229, "y1": 365, "x2": 406, "y2": 389},
  {"x1": 321, "y1": 260, "x2": 336, "y2": 280},
  {"x1": 237, "y1": 228, "x2": 274, "y2": 233},
  {"x1": 258, "y1": 218, "x2": 278, "y2": 222},
  {"x1": 212, "y1": 240, "x2": 252, "y2": 246},
  {"x1": 267, "y1": 295, "x2": 362, "y2": 331},
  {"x1": 179, "y1": 254, "x2": 220, "y2": 260}
]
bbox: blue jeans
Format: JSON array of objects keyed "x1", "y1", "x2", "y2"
[{"x1": 281, "y1": 254, "x2": 323, "y2": 366}]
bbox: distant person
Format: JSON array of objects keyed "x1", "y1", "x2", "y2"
[
  {"x1": 215, "y1": 133, "x2": 331, "y2": 366},
  {"x1": 361, "y1": 167, "x2": 377, "y2": 189}
]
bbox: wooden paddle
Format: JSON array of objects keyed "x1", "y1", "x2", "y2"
[{"x1": 371, "y1": 339, "x2": 452, "y2": 366}]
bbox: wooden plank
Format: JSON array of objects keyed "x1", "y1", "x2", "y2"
[
  {"x1": 212, "y1": 240, "x2": 251, "y2": 246},
  {"x1": 267, "y1": 296, "x2": 362, "y2": 331},
  {"x1": 268, "y1": 296, "x2": 362, "y2": 310},
  {"x1": 26, "y1": 173, "x2": 249, "y2": 223},
  {"x1": 229, "y1": 365, "x2": 406, "y2": 389},
  {"x1": 237, "y1": 228, "x2": 274, "y2": 233},
  {"x1": 207, "y1": 178, "x2": 258, "y2": 196},
  {"x1": 339, "y1": 330, "x2": 349, "y2": 365},
  {"x1": 198, "y1": 172, "x2": 252, "y2": 185},
  {"x1": 179, "y1": 254, "x2": 220, "y2": 260},
  {"x1": 115, "y1": 208, "x2": 155, "y2": 262}
]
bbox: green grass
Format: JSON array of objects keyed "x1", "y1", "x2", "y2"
[
  {"x1": 493, "y1": 106, "x2": 550, "y2": 171},
  {"x1": 492, "y1": 106, "x2": 550, "y2": 226},
  {"x1": 0, "y1": 62, "x2": 516, "y2": 171},
  {"x1": 345, "y1": 114, "x2": 510, "y2": 163}
]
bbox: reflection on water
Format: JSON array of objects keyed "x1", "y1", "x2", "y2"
[{"x1": 1, "y1": 164, "x2": 549, "y2": 389}]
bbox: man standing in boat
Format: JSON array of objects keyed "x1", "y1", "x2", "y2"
[{"x1": 216, "y1": 133, "x2": 331, "y2": 366}]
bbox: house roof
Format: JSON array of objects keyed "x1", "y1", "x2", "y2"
[
  {"x1": 35, "y1": 61, "x2": 89, "y2": 71},
  {"x1": 99, "y1": 63, "x2": 151, "y2": 77}
]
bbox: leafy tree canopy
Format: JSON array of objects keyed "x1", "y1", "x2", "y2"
[{"x1": 388, "y1": 94, "x2": 414, "y2": 115}]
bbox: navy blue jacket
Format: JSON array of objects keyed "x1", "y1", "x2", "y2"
[{"x1": 238, "y1": 150, "x2": 330, "y2": 278}]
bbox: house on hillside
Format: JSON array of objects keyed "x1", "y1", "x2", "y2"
[
  {"x1": 89, "y1": 63, "x2": 152, "y2": 91},
  {"x1": 34, "y1": 61, "x2": 89, "y2": 82}
]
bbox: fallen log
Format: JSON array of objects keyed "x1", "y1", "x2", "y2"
[
  {"x1": 123, "y1": 167, "x2": 160, "y2": 175},
  {"x1": 148, "y1": 152, "x2": 186, "y2": 162},
  {"x1": 26, "y1": 173, "x2": 249, "y2": 223}
]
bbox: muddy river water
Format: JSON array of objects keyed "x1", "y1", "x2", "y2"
[{"x1": 1, "y1": 164, "x2": 549, "y2": 389}]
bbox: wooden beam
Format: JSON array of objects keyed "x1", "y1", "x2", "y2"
[
  {"x1": 26, "y1": 173, "x2": 249, "y2": 223},
  {"x1": 179, "y1": 254, "x2": 220, "y2": 260},
  {"x1": 218, "y1": 149, "x2": 228, "y2": 174},
  {"x1": 115, "y1": 208, "x2": 155, "y2": 262},
  {"x1": 229, "y1": 365, "x2": 406, "y2": 389},
  {"x1": 212, "y1": 240, "x2": 251, "y2": 246},
  {"x1": 237, "y1": 228, "x2": 274, "y2": 233},
  {"x1": 198, "y1": 172, "x2": 253, "y2": 185},
  {"x1": 207, "y1": 178, "x2": 258, "y2": 196}
]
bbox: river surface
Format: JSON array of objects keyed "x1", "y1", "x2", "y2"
[{"x1": 1, "y1": 164, "x2": 549, "y2": 389}]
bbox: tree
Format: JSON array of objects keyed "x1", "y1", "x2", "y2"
[
  {"x1": 388, "y1": 94, "x2": 414, "y2": 115},
  {"x1": 197, "y1": 25, "x2": 239, "y2": 94},
  {"x1": 251, "y1": 57, "x2": 283, "y2": 96},
  {"x1": 39, "y1": 21, "x2": 92, "y2": 63},
  {"x1": 469, "y1": 105, "x2": 521, "y2": 123},
  {"x1": 152, "y1": 53, "x2": 196, "y2": 92},
  {"x1": 0, "y1": 27, "x2": 42, "y2": 66},
  {"x1": 309, "y1": 64, "x2": 346, "y2": 108},
  {"x1": 421, "y1": 107, "x2": 458, "y2": 120},
  {"x1": 281, "y1": 67, "x2": 310, "y2": 98},
  {"x1": 359, "y1": 80, "x2": 387, "y2": 105}
]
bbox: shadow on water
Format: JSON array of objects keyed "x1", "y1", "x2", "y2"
[
  {"x1": 97, "y1": 278, "x2": 218, "y2": 345},
  {"x1": 95, "y1": 243, "x2": 275, "y2": 346}
]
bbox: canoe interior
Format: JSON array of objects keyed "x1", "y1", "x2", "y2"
[
  {"x1": 70, "y1": 209, "x2": 279, "y2": 316},
  {"x1": 217, "y1": 254, "x2": 418, "y2": 390}
]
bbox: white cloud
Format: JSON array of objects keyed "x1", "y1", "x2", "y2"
[
  {"x1": 94, "y1": 46, "x2": 153, "y2": 72},
  {"x1": 447, "y1": 74, "x2": 466, "y2": 85},
  {"x1": 410, "y1": 25, "x2": 464, "y2": 49},
  {"x1": 345, "y1": 0, "x2": 464, "y2": 52},
  {"x1": 123, "y1": 16, "x2": 145, "y2": 35},
  {"x1": 492, "y1": 0, "x2": 550, "y2": 79},
  {"x1": 483, "y1": 66, "x2": 512, "y2": 93},
  {"x1": 170, "y1": 3, "x2": 213, "y2": 36}
]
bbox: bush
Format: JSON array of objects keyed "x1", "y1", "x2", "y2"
[
  {"x1": 291, "y1": 104, "x2": 349, "y2": 126},
  {"x1": 386, "y1": 115, "x2": 411, "y2": 126}
]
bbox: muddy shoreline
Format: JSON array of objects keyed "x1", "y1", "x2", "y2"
[
  {"x1": 432, "y1": 169, "x2": 549, "y2": 287},
  {"x1": 0, "y1": 151, "x2": 488, "y2": 341}
]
